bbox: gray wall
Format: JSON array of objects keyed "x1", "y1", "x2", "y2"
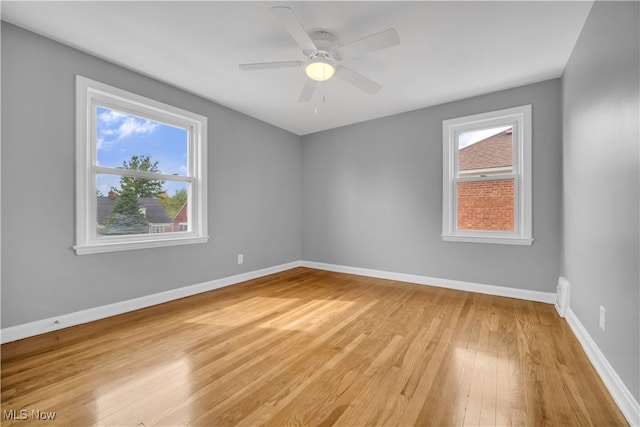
[
  {"x1": 1, "y1": 23, "x2": 302, "y2": 327},
  {"x1": 562, "y1": 1, "x2": 640, "y2": 401},
  {"x1": 302, "y1": 79, "x2": 563, "y2": 292}
]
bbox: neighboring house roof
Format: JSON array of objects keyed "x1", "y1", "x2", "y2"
[
  {"x1": 97, "y1": 196, "x2": 172, "y2": 225},
  {"x1": 459, "y1": 129, "x2": 512, "y2": 171}
]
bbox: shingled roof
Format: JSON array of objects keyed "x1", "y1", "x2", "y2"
[
  {"x1": 97, "y1": 196, "x2": 172, "y2": 225},
  {"x1": 459, "y1": 128, "x2": 513, "y2": 171}
]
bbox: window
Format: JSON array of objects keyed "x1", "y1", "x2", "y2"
[
  {"x1": 442, "y1": 105, "x2": 532, "y2": 245},
  {"x1": 149, "y1": 225, "x2": 166, "y2": 234},
  {"x1": 75, "y1": 76, "x2": 208, "y2": 254}
]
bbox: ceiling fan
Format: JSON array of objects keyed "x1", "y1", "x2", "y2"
[{"x1": 239, "y1": 6, "x2": 400, "y2": 102}]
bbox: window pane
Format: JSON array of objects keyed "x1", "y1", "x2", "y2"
[
  {"x1": 457, "y1": 179, "x2": 514, "y2": 231},
  {"x1": 96, "y1": 106, "x2": 188, "y2": 176},
  {"x1": 458, "y1": 126, "x2": 512, "y2": 177},
  {"x1": 96, "y1": 175, "x2": 189, "y2": 236}
]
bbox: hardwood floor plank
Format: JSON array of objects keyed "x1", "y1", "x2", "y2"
[{"x1": 1, "y1": 267, "x2": 629, "y2": 426}]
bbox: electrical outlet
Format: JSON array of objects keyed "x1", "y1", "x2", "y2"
[
  {"x1": 237, "y1": 254, "x2": 244, "y2": 265},
  {"x1": 599, "y1": 306, "x2": 606, "y2": 331}
]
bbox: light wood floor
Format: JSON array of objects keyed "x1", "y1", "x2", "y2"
[{"x1": 1, "y1": 267, "x2": 628, "y2": 426}]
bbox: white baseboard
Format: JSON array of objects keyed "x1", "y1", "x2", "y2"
[
  {"x1": 565, "y1": 308, "x2": 640, "y2": 426},
  {"x1": 301, "y1": 260, "x2": 556, "y2": 304},
  {"x1": 0, "y1": 261, "x2": 302, "y2": 344}
]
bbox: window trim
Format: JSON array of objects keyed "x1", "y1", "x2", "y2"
[
  {"x1": 442, "y1": 105, "x2": 533, "y2": 245},
  {"x1": 74, "y1": 76, "x2": 208, "y2": 255}
]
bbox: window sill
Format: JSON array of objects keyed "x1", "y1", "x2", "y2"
[
  {"x1": 442, "y1": 234, "x2": 533, "y2": 246},
  {"x1": 74, "y1": 235, "x2": 209, "y2": 255}
]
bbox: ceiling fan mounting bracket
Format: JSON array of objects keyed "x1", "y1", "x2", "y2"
[{"x1": 308, "y1": 30, "x2": 338, "y2": 56}]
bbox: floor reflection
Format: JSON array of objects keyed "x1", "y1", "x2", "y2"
[
  {"x1": 95, "y1": 357, "x2": 192, "y2": 426},
  {"x1": 185, "y1": 296, "x2": 355, "y2": 331},
  {"x1": 185, "y1": 296, "x2": 299, "y2": 327},
  {"x1": 452, "y1": 345, "x2": 514, "y2": 426}
]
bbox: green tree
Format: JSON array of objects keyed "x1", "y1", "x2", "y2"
[
  {"x1": 158, "y1": 188, "x2": 188, "y2": 219},
  {"x1": 117, "y1": 154, "x2": 165, "y2": 198},
  {"x1": 100, "y1": 186, "x2": 149, "y2": 235}
]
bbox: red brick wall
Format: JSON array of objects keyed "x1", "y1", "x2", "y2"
[
  {"x1": 457, "y1": 179, "x2": 514, "y2": 231},
  {"x1": 173, "y1": 202, "x2": 188, "y2": 225}
]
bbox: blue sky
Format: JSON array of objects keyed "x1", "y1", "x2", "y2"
[{"x1": 96, "y1": 107, "x2": 188, "y2": 197}]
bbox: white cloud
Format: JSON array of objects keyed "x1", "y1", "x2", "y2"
[
  {"x1": 98, "y1": 110, "x2": 126, "y2": 124},
  {"x1": 97, "y1": 112, "x2": 159, "y2": 144},
  {"x1": 116, "y1": 117, "x2": 158, "y2": 140}
]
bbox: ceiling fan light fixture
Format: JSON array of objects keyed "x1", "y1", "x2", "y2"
[{"x1": 305, "y1": 57, "x2": 335, "y2": 81}]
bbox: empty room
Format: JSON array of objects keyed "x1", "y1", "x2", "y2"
[{"x1": 1, "y1": 1, "x2": 638, "y2": 426}]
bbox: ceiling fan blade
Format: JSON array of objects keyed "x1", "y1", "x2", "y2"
[
  {"x1": 298, "y1": 79, "x2": 318, "y2": 102},
  {"x1": 333, "y1": 28, "x2": 400, "y2": 61},
  {"x1": 335, "y1": 66, "x2": 381, "y2": 94},
  {"x1": 239, "y1": 61, "x2": 302, "y2": 71},
  {"x1": 271, "y1": 6, "x2": 317, "y2": 53}
]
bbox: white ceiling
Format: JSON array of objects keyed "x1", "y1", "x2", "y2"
[{"x1": 2, "y1": 1, "x2": 593, "y2": 136}]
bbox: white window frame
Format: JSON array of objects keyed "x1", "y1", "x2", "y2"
[
  {"x1": 442, "y1": 105, "x2": 532, "y2": 245},
  {"x1": 74, "y1": 76, "x2": 208, "y2": 254}
]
